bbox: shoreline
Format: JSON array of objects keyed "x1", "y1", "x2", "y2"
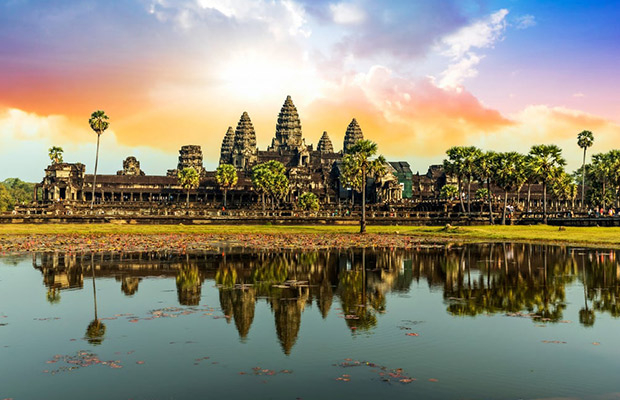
[{"x1": 2, "y1": 224, "x2": 620, "y2": 254}]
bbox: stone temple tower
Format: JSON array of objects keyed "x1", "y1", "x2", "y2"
[
  {"x1": 343, "y1": 118, "x2": 364, "y2": 153},
  {"x1": 269, "y1": 95, "x2": 304, "y2": 152},
  {"x1": 231, "y1": 112, "x2": 257, "y2": 170},
  {"x1": 317, "y1": 131, "x2": 334, "y2": 153},
  {"x1": 219, "y1": 126, "x2": 235, "y2": 165}
]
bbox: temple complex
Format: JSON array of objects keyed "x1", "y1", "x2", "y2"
[{"x1": 34, "y1": 94, "x2": 545, "y2": 213}]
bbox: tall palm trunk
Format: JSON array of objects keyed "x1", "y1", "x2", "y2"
[
  {"x1": 90, "y1": 133, "x2": 101, "y2": 209},
  {"x1": 360, "y1": 164, "x2": 367, "y2": 234},
  {"x1": 502, "y1": 190, "x2": 508, "y2": 225},
  {"x1": 458, "y1": 177, "x2": 465, "y2": 213},
  {"x1": 262, "y1": 192, "x2": 265, "y2": 214},
  {"x1": 487, "y1": 180, "x2": 494, "y2": 224},
  {"x1": 543, "y1": 180, "x2": 548, "y2": 224},
  {"x1": 224, "y1": 188, "x2": 228, "y2": 208},
  {"x1": 186, "y1": 189, "x2": 190, "y2": 208},
  {"x1": 91, "y1": 259, "x2": 98, "y2": 321},
  {"x1": 581, "y1": 147, "x2": 587, "y2": 209},
  {"x1": 602, "y1": 178, "x2": 607, "y2": 211},
  {"x1": 527, "y1": 183, "x2": 532, "y2": 212},
  {"x1": 467, "y1": 178, "x2": 472, "y2": 215}
]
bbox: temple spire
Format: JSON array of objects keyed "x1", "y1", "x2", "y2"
[
  {"x1": 219, "y1": 126, "x2": 235, "y2": 165},
  {"x1": 269, "y1": 95, "x2": 304, "y2": 152},
  {"x1": 343, "y1": 118, "x2": 364, "y2": 153},
  {"x1": 317, "y1": 131, "x2": 334, "y2": 153}
]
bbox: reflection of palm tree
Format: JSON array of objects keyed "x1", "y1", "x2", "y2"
[
  {"x1": 579, "y1": 255, "x2": 595, "y2": 327},
  {"x1": 46, "y1": 287, "x2": 61, "y2": 304},
  {"x1": 176, "y1": 265, "x2": 202, "y2": 306},
  {"x1": 85, "y1": 260, "x2": 105, "y2": 345}
]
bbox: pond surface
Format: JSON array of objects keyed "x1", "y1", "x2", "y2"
[{"x1": 1, "y1": 244, "x2": 619, "y2": 399}]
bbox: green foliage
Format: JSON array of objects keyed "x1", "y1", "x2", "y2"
[
  {"x1": 440, "y1": 184, "x2": 458, "y2": 200},
  {"x1": 177, "y1": 167, "x2": 200, "y2": 191},
  {"x1": 298, "y1": 192, "x2": 320, "y2": 211},
  {"x1": 251, "y1": 161, "x2": 289, "y2": 207},
  {"x1": 48, "y1": 146, "x2": 64, "y2": 164},
  {"x1": 85, "y1": 319, "x2": 106, "y2": 345},
  {"x1": 577, "y1": 130, "x2": 594, "y2": 150},
  {"x1": 493, "y1": 152, "x2": 527, "y2": 192},
  {"x1": 216, "y1": 164, "x2": 238, "y2": 190},
  {"x1": 89, "y1": 110, "x2": 109, "y2": 135},
  {"x1": 0, "y1": 178, "x2": 35, "y2": 212},
  {"x1": 528, "y1": 144, "x2": 566, "y2": 184},
  {"x1": 341, "y1": 140, "x2": 385, "y2": 190},
  {"x1": 475, "y1": 188, "x2": 489, "y2": 200}
]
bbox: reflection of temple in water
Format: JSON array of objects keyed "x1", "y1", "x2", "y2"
[{"x1": 31, "y1": 244, "x2": 620, "y2": 354}]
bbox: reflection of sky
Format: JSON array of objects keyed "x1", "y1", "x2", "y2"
[{"x1": 1, "y1": 1, "x2": 619, "y2": 181}]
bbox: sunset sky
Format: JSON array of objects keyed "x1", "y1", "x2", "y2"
[{"x1": 1, "y1": 0, "x2": 619, "y2": 181}]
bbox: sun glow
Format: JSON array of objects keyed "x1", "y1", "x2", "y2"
[{"x1": 215, "y1": 50, "x2": 320, "y2": 104}]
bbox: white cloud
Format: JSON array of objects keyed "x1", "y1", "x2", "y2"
[
  {"x1": 515, "y1": 14, "x2": 536, "y2": 29},
  {"x1": 148, "y1": 0, "x2": 311, "y2": 38},
  {"x1": 438, "y1": 9, "x2": 508, "y2": 88},
  {"x1": 329, "y1": 2, "x2": 366, "y2": 25},
  {"x1": 572, "y1": 92, "x2": 585, "y2": 98}
]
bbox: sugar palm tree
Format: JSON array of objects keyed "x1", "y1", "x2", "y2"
[
  {"x1": 443, "y1": 147, "x2": 466, "y2": 213},
  {"x1": 528, "y1": 145, "x2": 566, "y2": 224},
  {"x1": 215, "y1": 164, "x2": 238, "y2": 209},
  {"x1": 48, "y1": 146, "x2": 64, "y2": 164},
  {"x1": 476, "y1": 151, "x2": 497, "y2": 223},
  {"x1": 177, "y1": 167, "x2": 200, "y2": 207},
  {"x1": 590, "y1": 152, "x2": 613, "y2": 211},
  {"x1": 577, "y1": 130, "x2": 594, "y2": 209},
  {"x1": 342, "y1": 140, "x2": 384, "y2": 233},
  {"x1": 88, "y1": 110, "x2": 109, "y2": 209},
  {"x1": 492, "y1": 152, "x2": 524, "y2": 225}
]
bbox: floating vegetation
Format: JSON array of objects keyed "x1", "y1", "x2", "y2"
[
  {"x1": 334, "y1": 359, "x2": 417, "y2": 384},
  {"x1": 43, "y1": 351, "x2": 123, "y2": 374}
]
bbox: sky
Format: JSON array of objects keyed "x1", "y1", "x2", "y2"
[{"x1": 1, "y1": 0, "x2": 619, "y2": 181}]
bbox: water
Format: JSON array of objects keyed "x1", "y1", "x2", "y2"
[{"x1": 1, "y1": 244, "x2": 619, "y2": 399}]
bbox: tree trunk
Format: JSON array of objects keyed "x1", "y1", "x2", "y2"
[
  {"x1": 224, "y1": 188, "x2": 228, "y2": 208},
  {"x1": 467, "y1": 179, "x2": 471, "y2": 215},
  {"x1": 186, "y1": 189, "x2": 190, "y2": 208},
  {"x1": 543, "y1": 180, "x2": 548, "y2": 224},
  {"x1": 360, "y1": 165, "x2": 367, "y2": 234},
  {"x1": 502, "y1": 190, "x2": 508, "y2": 225},
  {"x1": 458, "y1": 177, "x2": 465, "y2": 213},
  {"x1": 527, "y1": 183, "x2": 531, "y2": 212},
  {"x1": 487, "y1": 180, "x2": 494, "y2": 224},
  {"x1": 581, "y1": 147, "x2": 587, "y2": 210},
  {"x1": 262, "y1": 192, "x2": 265, "y2": 214},
  {"x1": 602, "y1": 179, "x2": 607, "y2": 211},
  {"x1": 90, "y1": 133, "x2": 101, "y2": 209}
]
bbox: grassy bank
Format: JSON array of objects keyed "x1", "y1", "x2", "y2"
[{"x1": 2, "y1": 223, "x2": 620, "y2": 248}]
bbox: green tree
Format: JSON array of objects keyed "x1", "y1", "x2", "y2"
[
  {"x1": 251, "y1": 164, "x2": 269, "y2": 213},
  {"x1": 440, "y1": 184, "x2": 459, "y2": 200},
  {"x1": 88, "y1": 110, "x2": 109, "y2": 209},
  {"x1": 475, "y1": 151, "x2": 497, "y2": 224},
  {"x1": 177, "y1": 167, "x2": 200, "y2": 207},
  {"x1": 475, "y1": 188, "x2": 489, "y2": 212},
  {"x1": 341, "y1": 140, "x2": 385, "y2": 233},
  {"x1": 0, "y1": 184, "x2": 14, "y2": 213},
  {"x1": 577, "y1": 130, "x2": 594, "y2": 208},
  {"x1": 590, "y1": 152, "x2": 614, "y2": 210},
  {"x1": 528, "y1": 145, "x2": 566, "y2": 224},
  {"x1": 298, "y1": 192, "x2": 320, "y2": 211},
  {"x1": 443, "y1": 147, "x2": 466, "y2": 213},
  {"x1": 493, "y1": 152, "x2": 525, "y2": 225},
  {"x1": 215, "y1": 164, "x2": 238, "y2": 209},
  {"x1": 48, "y1": 146, "x2": 64, "y2": 164}
]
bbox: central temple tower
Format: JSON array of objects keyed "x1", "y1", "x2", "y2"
[{"x1": 268, "y1": 95, "x2": 305, "y2": 152}]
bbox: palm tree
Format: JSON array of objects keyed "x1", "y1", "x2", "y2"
[
  {"x1": 443, "y1": 147, "x2": 466, "y2": 213},
  {"x1": 215, "y1": 164, "x2": 238, "y2": 209},
  {"x1": 476, "y1": 151, "x2": 497, "y2": 224},
  {"x1": 177, "y1": 167, "x2": 200, "y2": 207},
  {"x1": 492, "y1": 152, "x2": 524, "y2": 225},
  {"x1": 88, "y1": 110, "x2": 109, "y2": 209},
  {"x1": 577, "y1": 130, "x2": 594, "y2": 209},
  {"x1": 251, "y1": 164, "x2": 269, "y2": 213},
  {"x1": 48, "y1": 146, "x2": 64, "y2": 164},
  {"x1": 258, "y1": 161, "x2": 289, "y2": 210},
  {"x1": 528, "y1": 145, "x2": 566, "y2": 224},
  {"x1": 86, "y1": 259, "x2": 105, "y2": 345},
  {"x1": 461, "y1": 146, "x2": 483, "y2": 215},
  {"x1": 342, "y1": 140, "x2": 384, "y2": 233}
]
